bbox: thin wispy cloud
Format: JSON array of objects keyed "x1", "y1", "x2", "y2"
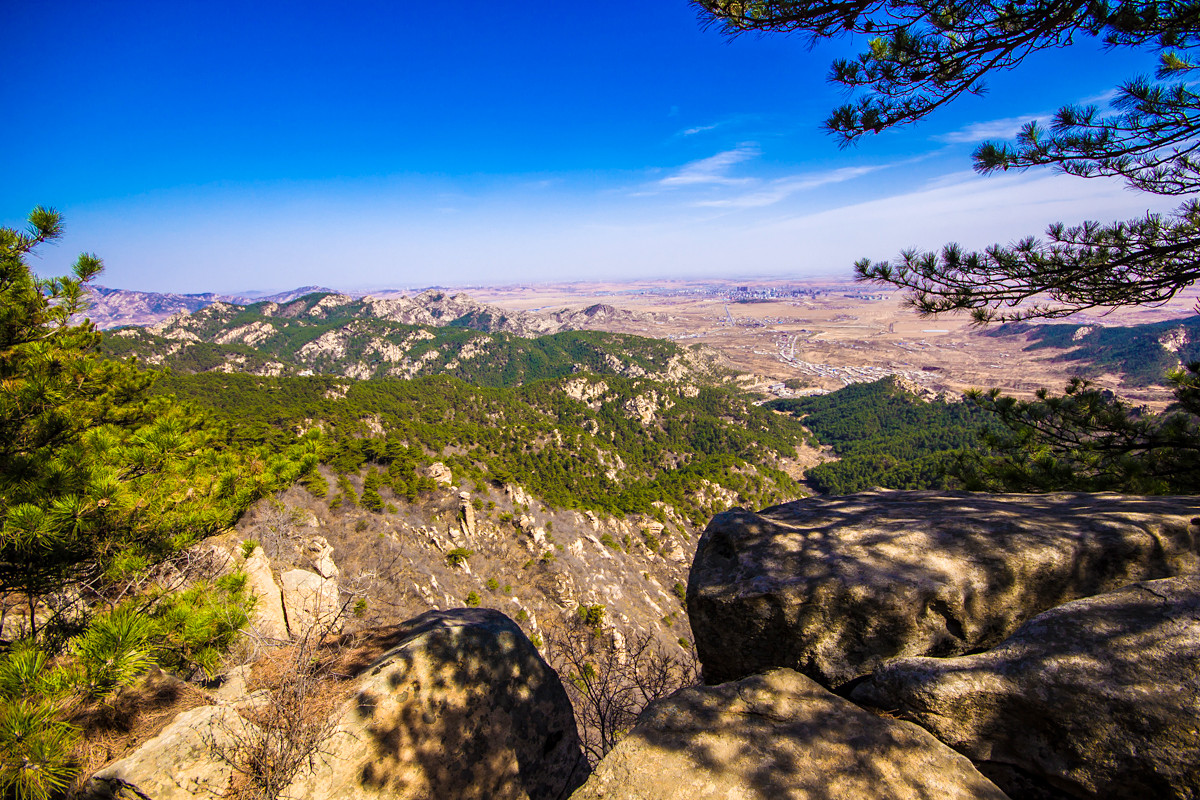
[
  {"x1": 936, "y1": 114, "x2": 1049, "y2": 144},
  {"x1": 658, "y1": 145, "x2": 760, "y2": 187},
  {"x1": 935, "y1": 85, "x2": 1135, "y2": 146},
  {"x1": 670, "y1": 113, "x2": 764, "y2": 139},
  {"x1": 1079, "y1": 88, "x2": 1121, "y2": 106},
  {"x1": 695, "y1": 165, "x2": 880, "y2": 209}
]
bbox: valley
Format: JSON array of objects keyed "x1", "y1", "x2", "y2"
[
  {"x1": 468, "y1": 278, "x2": 1200, "y2": 406},
  {"x1": 32, "y1": 274, "x2": 1200, "y2": 798}
]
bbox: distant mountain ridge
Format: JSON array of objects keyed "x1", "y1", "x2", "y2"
[
  {"x1": 102, "y1": 289, "x2": 707, "y2": 387},
  {"x1": 83, "y1": 285, "x2": 339, "y2": 329},
  {"x1": 82, "y1": 284, "x2": 655, "y2": 333}
]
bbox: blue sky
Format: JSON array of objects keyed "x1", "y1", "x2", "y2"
[{"x1": 2, "y1": 1, "x2": 1182, "y2": 293}]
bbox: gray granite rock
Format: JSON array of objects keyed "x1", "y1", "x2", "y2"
[
  {"x1": 852, "y1": 575, "x2": 1200, "y2": 800},
  {"x1": 286, "y1": 608, "x2": 588, "y2": 800},
  {"x1": 569, "y1": 668, "x2": 1009, "y2": 800},
  {"x1": 688, "y1": 491, "x2": 1200, "y2": 686}
]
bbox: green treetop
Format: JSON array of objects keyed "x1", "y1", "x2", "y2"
[{"x1": 0, "y1": 206, "x2": 306, "y2": 627}]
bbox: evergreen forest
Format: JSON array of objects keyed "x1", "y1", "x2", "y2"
[
  {"x1": 155, "y1": 371, "x2": 805, "y2": 524},
  {"x1": 767, "y1": 379, "x2": 997, "y2": 494},
  {"x1": 989, "y1": 318, "x2": 1200, "y2": 387}
]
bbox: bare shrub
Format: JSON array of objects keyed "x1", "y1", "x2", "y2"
[
  {"x1": 547, "y1": 624, "x2": 698, "y2": 766},
  {"x1": 254, "y1": 497, "x2": 301, "y2": 565},
  {"x1": 208, "y1": 610, "x2": 352, "y2": 799}
]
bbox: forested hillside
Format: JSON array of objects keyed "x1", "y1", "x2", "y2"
[
  {"x1": 990, "y1": 318, "x2": 1200, "y2": 386},
  {"x1": 102, "y1": 290, "x2": 704, "y2": 386},
  {"x1": 767, "y1": 379, "x2": 995, "y2": 494},
  {"x1": 157, "y1": 372, "x2": 806, "y2": 525}
]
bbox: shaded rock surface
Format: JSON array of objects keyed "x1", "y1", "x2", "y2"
[
  {"x1": 852, "y1": 575, "x2": 1200, "y2": 800},
  {"x1": 688, "y1": 491, "x2": 1200, "y2": 687},
  {"x1": 568, "y1": 668, "x2": 1009, "y2": 800},
  {"x1": 286, "y1": 608, "x2": 588, "y2": 800}
]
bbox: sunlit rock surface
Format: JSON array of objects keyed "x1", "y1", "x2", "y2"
[
  {"x1": 688, "y1": 491, "x2": 1200, "y2": 687},
  {"x1": 568, "y1": 668, "x2": 1009, "y2": 800}
]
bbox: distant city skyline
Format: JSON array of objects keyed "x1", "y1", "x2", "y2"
[{"x1": 3, "y1": 2, "x2": 1179, "y2": 294}]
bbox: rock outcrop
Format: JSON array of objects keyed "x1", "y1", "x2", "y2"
[
  {"x1": 852, "y1": 575, "x2": 1200, "y2": 800},
  {"x1": 426, "y1": 461, "x2": 453, "y2": 486},
  {"x1": 242, "y1": 547, "x2": 290, "y2": 640},
  {"x1": 82, "y1": 704, "x2": 246, "y2": 800},
  {"x1": 568, "y1": 668, "x2": 1009, "y2": 800},
  {"x1": 280, "y1": 568, "x2": 340, "y2": 634},
  {"x1": 83, "y1": 609, "x2": 586, "y2": 800},
  {"x1": 688, "y1": 491, "x2": 1200, "y2": 687},
  {"x1": 286, "y1": 608, "x2": 588, "y2": 800}
]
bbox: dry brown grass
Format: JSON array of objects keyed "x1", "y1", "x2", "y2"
[{"x1": 68, "y1": 668, "x2": 210, "y2": 794}]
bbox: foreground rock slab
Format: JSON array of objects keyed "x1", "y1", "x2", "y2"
[
  {"x1": 569, "y1": 668, "x2": 1009, "y2": 800},
  {"x1": 287, "y1": 608, "x2": 588, "y2": 800},
  {"x1": 83, "y1": 703, "x2": 244, "y2": 800},
  {"x1": 688, "y1": 491, "x2": 1200, "y2": 686},
  {"x1": 852, "y1": 575, "x2": 1200, "y2": 800}
]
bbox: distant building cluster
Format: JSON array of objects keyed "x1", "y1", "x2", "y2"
[
  {"x1": 728, "y1": 286, "x2": 824, "y2": 301},
  {"x1": 636, "y1": 284, "x2": 832, "y2": 301}
]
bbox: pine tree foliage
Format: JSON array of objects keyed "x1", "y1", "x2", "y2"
[
  {"x1": 0, "y1": 209, "x2": 308, "y2": 798},
  {"x1": 954, "y1": 363, "x2": 1200, "y2": 492},
  {"x1": 694, "y1": 0, "x2": 1200, "y2": 321},
  {"x1": 0, "y1": 209, "x2": 305, "y2": 623},
  {"x1": 768, "y1": 378, "x2": 998, "y2": 493}
]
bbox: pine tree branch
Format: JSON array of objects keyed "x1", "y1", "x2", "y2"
[{"x1": 855, "y1": 201, "x2": 1200, "y2": 322}]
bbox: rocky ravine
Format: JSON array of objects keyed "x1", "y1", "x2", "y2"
[{"x1": 225, "y1": 470, "x2": 700, "y2": 657}]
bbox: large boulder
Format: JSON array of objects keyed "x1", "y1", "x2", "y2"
[
  {"x1": 82, "y1": 704, "x2": 245, "y2": 800},
  {"x1": 852, "y1": 575, "x2": 1200, "y2": 800},
  {"x1": 286, "y1": 608, "x2": 588, "y2": 800},
  {"x1": 568, "y1": 668, "x2": 1009, "y2": 800},
  {"x1": 688, "y1": 491, "x2": 1200, "y2": 687},
  {"x1": 280, "y1": 567, "x2": 340, "y2": 635},
  {"x1": 242, "y1": 547, "x2": 290, "y2": 640}
]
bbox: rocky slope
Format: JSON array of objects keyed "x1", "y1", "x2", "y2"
[
  {"x1": 76, "y1": 473, "x2": 706, "y2": 797},
  {"x1": 229, "y1": 471, "x2": 702, "y2": 659},
  {"x1": 78, "y1": 489, "x2": 1200, "y2": 800}
]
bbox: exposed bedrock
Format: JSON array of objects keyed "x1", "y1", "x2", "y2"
[
  {"x1": 852, "y1": 575, "x2": 1200, "y2": 800},
  {"x1": 568, "y1": 668, "x2": 1010, "y2": 800},
  {"x1": 83, "y1": 609, "x2": 587, "y2": 800},
  {"x1": 687, "y1": 491, "x2": 1200, "y2": 687},
  {"x1": 287, "y1": 607, "x2": 588, "y2": 800}
]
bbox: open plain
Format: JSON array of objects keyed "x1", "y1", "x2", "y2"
[{"x1": 466, "y1": 278, "x2": 1200, "y2": 407}]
